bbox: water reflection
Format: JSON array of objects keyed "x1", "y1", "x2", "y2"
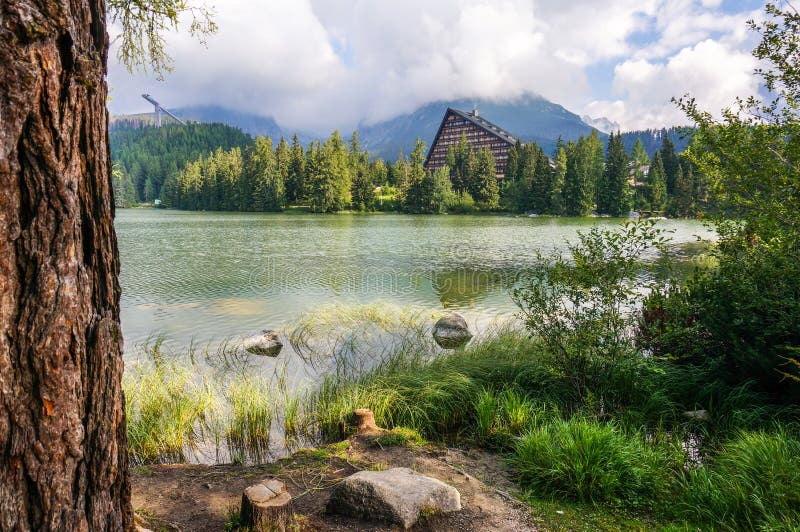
[{"x1": 116, "y1": 210, "x2": 715, "y2": 347}]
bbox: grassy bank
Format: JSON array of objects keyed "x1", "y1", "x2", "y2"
[{"x1": 124, "y1": 219, "x2": 800, "y2": 530}]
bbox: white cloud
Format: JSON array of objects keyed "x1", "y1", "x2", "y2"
[
  {"x1": 106, "y1": 0, "x2": 764, "y2": 133},
  {"x1": 585, "y1": 38, "x2": 759, "y2": 130}
]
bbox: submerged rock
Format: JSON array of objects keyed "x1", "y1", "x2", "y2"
[
  {"x1": 432, "y1": 313, "x2": 473, "y2": 349},
  {"x1": 327, "y1": 467, "x2": 461, "y2": 528},
  {"x1": 241, "y1": 330, "x2": 283, "y2": 356},
  {"x1": 683, "y1": 409, "x2": 709, "y2": 421}
]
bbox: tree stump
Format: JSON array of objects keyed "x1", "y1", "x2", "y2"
[
  {"x1": 241, "y1": 480, "x2": 294, "y2": 531},
  {"x1": 354, "y1": 408, "x2": 383, "y2": 434}
]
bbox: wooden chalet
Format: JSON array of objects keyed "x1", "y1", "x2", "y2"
[{"x1": 425, "y1": 107, "x2": 517, "y2": 179}]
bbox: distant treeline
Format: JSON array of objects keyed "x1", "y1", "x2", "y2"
[
  {"x1": 620, "y1": 127, "x2": 691, "y2": 155},
  {"x1": 112, "y1": 122, "x2": 704, "y2": 216},
  {"x1": 110, "y1": 122, "x2": 252, "y2": 206}
]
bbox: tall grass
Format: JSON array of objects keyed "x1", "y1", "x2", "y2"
[
  {"x1": 679, "y1": 428, "x2": 800, "y2": 530},
  {"x1": 511, "y1": 418, "x2": 683, "y2": 507},
  {"x1": 124, "y1": 357, "x2": 215, "y2": 464},
  {"x1": 224, "y1": 376, "x2": 273, "y2": 463},
  {"x1": 124, "y1": 339, "x2": 281, "y2": 464}
]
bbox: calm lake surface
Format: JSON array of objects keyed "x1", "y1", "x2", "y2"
[{"x1": 116, "y1": 209, "x2": 715, "y2": 350}]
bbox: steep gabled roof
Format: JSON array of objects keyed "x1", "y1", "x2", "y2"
[
  {"x1": 425, "y1": 107, "x2": 517, "y2": 164},
  {"x1": 448, "y1": 107, "x2": 517, "y2": 145}
]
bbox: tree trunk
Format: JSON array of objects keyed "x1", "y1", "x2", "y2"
[{"x1": 0, "y1": 1, "x2": 132, "y2": 530}]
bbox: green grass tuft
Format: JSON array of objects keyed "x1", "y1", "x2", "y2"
[
  {"x1": 679, "y1": 428, "x2": 800, "y2": 530},
  {"x1": 511, "y1": 418, "x2": 683, "y2": 507}
]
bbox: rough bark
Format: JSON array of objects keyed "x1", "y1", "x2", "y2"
[
  {"x1": 241, "y1": 480, "x2": 294, "y2": 532},
  {"x1": 0, "y1": 1, "x2": 132, "y2": 530},
  {"x1": 353, "y1": 409, "x2": 382, "y2": 434}
]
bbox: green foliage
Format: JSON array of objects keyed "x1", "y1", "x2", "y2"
[
  {"x1": 512, "y1": 419, "x2": 682, "y2": 506},
  {"x1": 679, "y1": 429, "x2": 800, "y2": 530},
  {"x1": 247, "y1": 136, "x2": 284, "y2": 211},
  {"x1": 596, "y1": 131, "x2": 631, "y2": 216},
  {"x1": 468, "y1": 147, "x2": 500, "y2": 210},
  {"x1": 563, "y1": 132, "x2": 603, "y2": 216},
  {"x1": 666, "y1": 162, "x2": 695, "y2": 217},
  {"x1": 112, "y1": 163, "x2": 138, "y2": 207},
  {"x1": 109, "y1": 0, "x2": 217, "y2": 79},
  {"x1": 110, "y1": 122, "x2": 251, "y2": 203},
  {"x1": 645, "y1": 151, "x2": 667, "y2": 212},
  {"x1": 513, "y1": 219, "x2": 670, "y2": 406},
  {"x1": 307, "y1": 131, "x2": 352, "y2": 212},
  {"x1": 677, "y1": 236, "x2": 800, "y2": 400}
]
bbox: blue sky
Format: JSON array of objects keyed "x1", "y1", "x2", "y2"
[{"x1": 108, "y1": 0, "x2": 770, "y2": 132}]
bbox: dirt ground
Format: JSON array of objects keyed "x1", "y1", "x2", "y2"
[{"x1": 132, "y1": 435, "x2": 538, "y2": 531}]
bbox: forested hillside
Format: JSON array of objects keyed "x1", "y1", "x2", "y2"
[
  {"x1": 620, "y1": 127, "x2": 691, "y2": 156},
  {"x1": 110, "y1": 122, "x2": 252, "y2": 206}
]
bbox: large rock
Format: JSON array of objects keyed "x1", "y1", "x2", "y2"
[
  {"x1": 242, "y1": 330, "x2": 283, "y2": 356},
  {"x1": 432, "y1": 313, "x2": 473, "y2": 349},
  {"x1": 327, "y1": 467, "x2": 461, "y2": 528}
]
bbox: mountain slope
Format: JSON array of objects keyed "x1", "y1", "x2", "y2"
[
  {"x1": 111, "y1": 105, "x2": 313, "y2": 143},
  {"x1": 357, "y1": 95, "x2": 599, "y2": 159}
]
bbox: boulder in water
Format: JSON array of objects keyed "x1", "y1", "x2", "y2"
[
  {"x1": 242, "y1": 330, "x2": 283, "y2": 356},
  {"x1": 432, "y1": 313, "x2": 473, "y2": 349}
]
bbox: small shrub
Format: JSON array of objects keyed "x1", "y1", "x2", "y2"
[
  {"x1": 511, "y1": 418, "x2": 681, "y2": 506},
  {"x1": 679, "y1": 429, "x2": 800, "y2": 530}
]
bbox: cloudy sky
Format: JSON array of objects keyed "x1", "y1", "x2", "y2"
[{"x1": 107, "y1": 0, "x2": 766, "y2": 133}]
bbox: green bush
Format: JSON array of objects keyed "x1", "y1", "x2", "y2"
[
  {"x1": 513, "y1": 220, "x2": 671, "y2": 411},
  {"x1": 680, "y1": 429, "x2": 800, "y2": 530},
  {"x1": 511, "y1": 418, "x2": 682, "y2": 506}
]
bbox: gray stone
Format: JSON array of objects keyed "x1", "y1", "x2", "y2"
[
  {"x1": 327, "y1": 467, "x2": 461, "y2": 528},
  {"x1": 432, "y1": 313, "x2": 473, "y2": 349},
  {"x1": 242, "y1": 330, "x2": 283, "y2": 356},
  {"x1": 683, "y1": 409, "x2": 709, "y2": 421}
]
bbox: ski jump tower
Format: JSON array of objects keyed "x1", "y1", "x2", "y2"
[{"x1": 141, "y1": 94, "x2": 186, "y2": 127}]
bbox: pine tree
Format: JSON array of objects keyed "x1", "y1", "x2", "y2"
[
  {"x1": 449, "y1": 134, "x2": 472, "y2": 194},
  {"x1": 667, "y1": 162, "x2": 695, "y2": 217},
  {"x1": 430, "y1": 166, "x2": 455, "y2": 214},
  {"x1": 402, "y1": 138, "x2": 428, "y2": 213},
  {"x1": 286, "y1": 133, "x2": 306, "y2": 204},
  {"x1": 531, "y1": 147, "x2": 552, "y2": 213},
  {"x1": 246, "y1": 136, "x2": 283, "y2": 211},
  {"x1": 549, "y1": 146, "x2": 567, "y2": 214},
  {"x1": 597, "y1": 132, "x2": 631, "y2": 216},
  {"x1": 630, "y1": 139, "x2": 650, "y2": 209},
  {"x1": 308, "y1": 131, "x2": 351, "y2": 212},
  {"x1": 661, "y1": 135, "x2": 680, "y2": 195},
  {"x1": 563, "y1": 138, "x2": 594, "y2": 216},
  {"x1": 586, "y1": 130, "x2": 604, "y2": 206},
  {"x1": 470, "y1": 147, "x2": 500, "y2": 210},
  {"x1": 275, "y1": 136, "x2": 291, "y2": 201},
  {"x1": 645, "y1": 151, "x2": 667, "y2": 212}
]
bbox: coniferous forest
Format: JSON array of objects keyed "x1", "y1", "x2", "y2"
[{"x1": 113, "y1": 120, "x2": 705, "y2": 217}]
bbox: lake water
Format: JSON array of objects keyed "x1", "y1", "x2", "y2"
[{"x1": 116, "y1": 209, "x2": 715, "y2": 350}]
